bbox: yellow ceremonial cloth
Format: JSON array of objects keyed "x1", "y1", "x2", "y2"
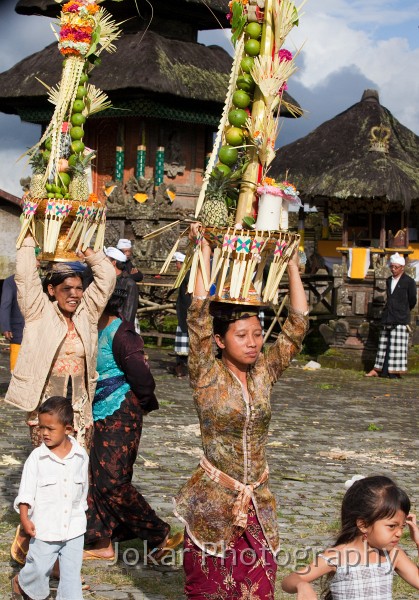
[
  {"x1": 10, "y1": 343, "x2": 21, "y2": 373},
  {"x1": 348, "y1": 248, "x2": 370, "y2": 279}
]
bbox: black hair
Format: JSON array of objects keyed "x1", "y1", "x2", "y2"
[
  {"x1": 115, "y1": 260, "x2": 126, "y2": 272},
  {"x1": 322, "y1": 475, "x2": 410, "y2": 599},
  {"x1": 213, "y1": 317, "x2": 233, "y2": 338},
  {"x1": 104, "y1": 288, "x2": 128, "y2": 316},
  {"x1": 43, "y1": 270, "x2": 83, "y2": 298},
  {"x1": 212, "y1": 314, "x2": 262, "y2": 358},
  {"x1": 336, "y1": 475, "x2": 410, "y2": 545},
  {"x1": 213, "y1": 312, "x2": 262, "y2": 337},
  {"x1": 38, "y1": 396, "x2": 74, "y2": 427}
]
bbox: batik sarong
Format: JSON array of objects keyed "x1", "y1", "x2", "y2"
[{"x1": 183, "y1": 504, "x2": 277, "y2": 600}]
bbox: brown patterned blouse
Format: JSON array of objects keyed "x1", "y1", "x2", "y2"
[{"x1": 174, "y1": 297, "x2": 308, "y2": 556}]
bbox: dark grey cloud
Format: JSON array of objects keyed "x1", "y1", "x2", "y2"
[{"x1": 280, "y1": 64, "x2": 377, "y2": 146}]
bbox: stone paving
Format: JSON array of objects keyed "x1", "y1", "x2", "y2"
[{"x1": 1, "y1": 342, "x2": 419, "y2": 599}]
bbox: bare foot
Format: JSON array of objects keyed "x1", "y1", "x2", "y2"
[{"x1": 364, "y1": 369, "x2": 378, "y2": 377}]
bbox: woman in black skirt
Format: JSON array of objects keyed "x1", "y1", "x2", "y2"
[{"x1": 84, "y1": 288, "x2": 182, "y2": 561}]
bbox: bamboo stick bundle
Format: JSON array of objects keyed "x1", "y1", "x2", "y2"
[
  {"x1": 263, "y1": 235, "x2": 288, "y2": 302},
  {"x1": 82, "y1": 205, "x2": 102, "y2": 250},
  {"x1": 229, "y1": 234, "x2": 251, "y2": 299},
  {"x1": 50, "y1": 202, "x2": 72, "y2": 252},
  {"x1": 16, "y1": 200, "x2": 39, "y2": 248},
  {"x1": 266, "y1": 236, "x2": 300, "y2": 302},
  {"x1": 75, "y1": 205, "x2": 95, "y2": 252},
  {"x1": 242, "y1": 233, "x2": 269, "y2": 299},
  {"x1": 214, "y1": 230, "x2": 238, "y2": 297},
  {"x1": 187, "y1": 229, "x2": 210, "y2": 294},
  {"x1": 210, "y1": 246, "x2": 223, "y2": 284},
  {"x1": 263, "y1": 234, "x2": 300, "y2": 302},
  {"x1": 209, "y1": 228, "x2": 233, "y2": 287},
  {"x1": 65, "y1": 204, "x2": 87, "y2": 250},
  {"x1": 93, "y1": 206, "x2": 107, "y2": 252}
]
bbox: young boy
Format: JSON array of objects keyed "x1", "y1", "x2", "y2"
[{"x1": 11, "y1": 396, "x2": 89, "y2": 600}]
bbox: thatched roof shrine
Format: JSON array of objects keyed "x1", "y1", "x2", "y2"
[{"x1": 271, "y1": 90, "x2": 419, "y2": 213}]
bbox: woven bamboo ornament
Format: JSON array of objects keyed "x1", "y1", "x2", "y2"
[
  {"x1": 187, "y1": 229, "x2": 210, "y2": 295},
  {"x1": 15, "y1": 0, "x2": 122, "y2": 261},
  {"x1": 242, "y1": 233, "x2": 269, "y2": 299},
  {"x1": 93, "y1": 206, "x2": 107, "y2": 252},
  {"x1": 263, "y1": 234, "x2": 300, "y2": 302},
  {"x1": 215, "y1": 231, "x2": 239, "y2": 297},
  {"x1": 208, "y1": 229, "x2": 233, "y2": 286},
  {"x1": 229, "y1": 235, "x2": 251, "y2": 299},
  {"x1": 43, "y1": 201, "x2": 72, "y2": 254},
  {"x1": 65, "y1": 204, "x2": 88, "y2": 250},
  {"x1": 158, "y1": 0, "x2": 305, "y2": 305},
  {"x1": 82, "y1": 205, "x2": 101, "y2": 250},
  {"x1": 16, "y1": 200, "x2": 39, "y2": 247}
]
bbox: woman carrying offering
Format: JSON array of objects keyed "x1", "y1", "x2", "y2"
[
  {"x1": 6, "y1": 235, "x2": 115, "y2": 565},
  {"x1": 174, "y1": 223, "x2": 309, "y2": 599},
  {"x1": 84, "y1": 288, "x2": 182, "y2": 561}
]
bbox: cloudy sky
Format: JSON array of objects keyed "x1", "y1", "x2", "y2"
[{"x1": 1, "y1": 0, "x2": 419, "y2": 197}]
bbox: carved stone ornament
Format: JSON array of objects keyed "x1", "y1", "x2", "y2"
[
  {"x1": 164, "y1": 131, "x2": 186, "y2": 179},
  {"x1": 125, "y1": 176, "x2": 154, "y2": 203},
  {"x1": 369, "y1": 125, "x2": 391, "y2": 153}
]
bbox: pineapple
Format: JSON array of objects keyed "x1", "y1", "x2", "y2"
[
  {"x1": 199, "y1": 169, "x2": 235, "y2": 227},
  {"x1": 69, "y1": 151, "x2": 95, "y2": 201},
  {"x1": 29, "y1": 151, "x2": 47, "y2": 199}
]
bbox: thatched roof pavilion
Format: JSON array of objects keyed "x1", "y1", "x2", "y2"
[{"x1": 272, "y1": 90, "x2": 419, "y2": 214}]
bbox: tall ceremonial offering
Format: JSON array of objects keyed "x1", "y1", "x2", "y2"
[
  {"x1": 162, "y1": 0, "x2": 305, "y2": 304},
  {"x1": 16, "y1": 0, "x2": 122, "y2": 261}
]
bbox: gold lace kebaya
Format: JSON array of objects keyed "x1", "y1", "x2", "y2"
[{"x1": 174, "y1": 297, "x2": 308, "y2": 557}]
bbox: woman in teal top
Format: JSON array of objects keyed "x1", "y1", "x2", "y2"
[{"x1": 84, "y1": 289, "x2": 179, "y2": 561}]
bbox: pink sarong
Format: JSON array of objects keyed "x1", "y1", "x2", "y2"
[{"x1": 183, "y1": 503, "x2": 277, "y2": 599}]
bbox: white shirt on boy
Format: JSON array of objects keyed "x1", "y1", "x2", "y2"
[{"x1": 14, "y1": 435, "x2": 89, "y2": 542}]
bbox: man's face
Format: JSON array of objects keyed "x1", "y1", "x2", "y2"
[{"x1": 389, "y1": 263, "x2": 404, "y2": 277}]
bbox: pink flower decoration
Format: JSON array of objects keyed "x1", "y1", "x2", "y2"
[{"x1": 278, "y1": 49, "x2": 293, "y2": 62}]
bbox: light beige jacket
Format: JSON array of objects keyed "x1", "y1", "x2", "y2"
[{"x1": 5, "y1": 237, "x2": 116, "y2": 425}]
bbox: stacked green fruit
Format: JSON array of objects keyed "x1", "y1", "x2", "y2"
[
  {"x1": 217, "y1": 21, "x2": 261, "y2": 172},
  {"x1": 43, "y1": 69, "x2": 90, "y2": 200},
  {"x1": 69, "y1": 72, "x2": 88, "y2": 159}
]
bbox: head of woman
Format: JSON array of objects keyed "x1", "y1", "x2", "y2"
[
  {"x1": 43, "y1": 267, "x2": 84, "y2": 318},
  {"x1": 335, "y1": 475, "x2": 410, "y2": 546},
  {"x1": 211, "y1": 303, "x2": 263, "y2": 367},
  {"x1": 103, "y1": 288, "x2": 127, "y2": 317}
]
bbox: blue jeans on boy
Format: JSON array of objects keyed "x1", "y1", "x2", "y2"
[{"x1": 18, "y1": 534, "x2": 84, "y2": 600}]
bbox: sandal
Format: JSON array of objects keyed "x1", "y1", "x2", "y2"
[
  {"x1": 10, "y1": 525, "x2": 29, "y2": 566},
  {"x1": 146, "y1": 532, "x2": 184, "y2": 569},
  {"x1": 164, "y1": 531, "x2": 184, "y2": 550},
  {"x1": 83, "y1": 549, "x2": 115, "y2": 561}
]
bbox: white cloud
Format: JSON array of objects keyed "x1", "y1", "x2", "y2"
[{"x1": 288, "y1": 4, "x2": 419, "y2": 136}]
